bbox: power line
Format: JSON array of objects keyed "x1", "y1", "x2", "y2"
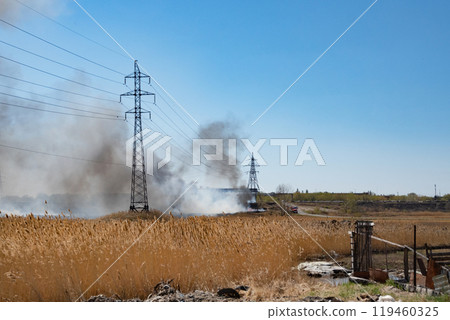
[
  {"x1": 145, "y1": 101, "x2": 194, "y2": 142},
  {"x1": 0, "y1": 101, "x2": 123, "y2": 120},
  {"x1": 0, "y1": 84, "x2": 119, "y2": 113},
  {"x1": 13, "y1": 1, "x2": 200, "y2": 148},
  {"x1": 0, "y1": 3, "x2": 220, "y2": 181},
  {"x1": 0, "y1": 73, "x2": 118, "y2": 103},
  {"x1": 0, "y1": 142, "x2": 126, "y2": 166},
  {"x1": 150, "y1": 84, "x2": 198, "y2": 136},
  {"x1": 139, "y1": 116, "x2": 223, "y2": 173},
  {"x1": 0, "y1": 39, "x2": 122, "y2": 84},
  {"x1": 120, "y1": 99, "x2": 195, "y2": 160},
  {"x1": 0, "y1": 121, "x2": 223, "y2": 180},
  {"x1": 12, "y1": 0, "x2": 218, "y2": 176},
  {"x1": 125, "y1": 113, "x2": 194, "y2": 175},
  {"x1": 0, "y1": 92, "x2": 122, "y2": 118},
  {"x1": 0, "y1": 133, "x2": 218, "y2": 181},
  {"x1": 123, "y1": 82, "x2": 195, "y2": 146},
  {"x1": 14, "y1": 2, "x2": 199, "y2": 143},
  {"x1": 126, "y1": 96, "x2": 196, "y2": 156},
  {"x1": 0, "y1": 19, "x2": 195, "y2": 139},
  {"x1": 128, "y1": 119, "x2": 222, "y2": 177},
  {"x1": 123, "y1": 117, "x2": 209, "y2": 173},
  {"x1": 11, "y1": 0, "x2": 129, "y2": 60},
  {"x1": 132, "y1": 84, "x2": 198, "y2": 145},
  {"x1": 0, "y1": 135, "x2": 223, "y2": 180},
  {"x1": 71, "y1": 0, "x2": 200, "y2": 126},
  {"x1": 137, "y1": 114, "x2": 220, "y2": 173},
  {"x1": 0, "y1": 55, "x2": 117, "y2": 96},
  {"x1": 128, "y1": 82, "x2": 198, "y2": 143},
  {"x1": 0, "y1": 126, "x2": 202, "y2": 176},
  {"x1": 0, "y1": 18, "x2": 124, "y2": 76},
  {"x1": 142, "y1": 118, "x2": 193, "y2": 158}
]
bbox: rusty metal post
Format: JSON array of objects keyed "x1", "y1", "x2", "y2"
[{"x1": 414, "y1": 225, "x2": 417, "y2": 290}]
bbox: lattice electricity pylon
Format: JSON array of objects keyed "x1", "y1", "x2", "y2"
[
  {"x1": 120, "y1": 60, "x2": 155, "y2": 212},
  {"x1": 245, "y1": 153, "x2": 260, "y2": 205}
]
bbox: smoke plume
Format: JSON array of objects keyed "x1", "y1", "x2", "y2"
[
  {"x1": 0, "y1": 57, "x2": 131, "y2": 216},
  {"x1": 0, "y1": 6, "x2": 249, "y2": 216},
  {"x1": 197, "y1": 120, "x2": 244, "y2": 188},
  {"x1": 141, "y1": 120, "x2": 248, "y2": 215}
]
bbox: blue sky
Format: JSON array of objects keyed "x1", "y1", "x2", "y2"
[{"x1": 1, "y1": 0, "x2": 449, "y2": 196}]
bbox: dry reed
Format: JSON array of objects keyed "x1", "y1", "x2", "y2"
[{"x1": 1, "y1": 214, "x2": 449, "y2": 301}]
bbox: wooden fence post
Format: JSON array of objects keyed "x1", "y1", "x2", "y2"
[
  {"x1": 414, "y1": 225, "x2": 417, "y2": 290},
  {"x1": 354, "y1": 221, "x2": 374, "y2": 273},
  {"x1": 403, "y1": 246, "x2": 409, "y2": 282}
]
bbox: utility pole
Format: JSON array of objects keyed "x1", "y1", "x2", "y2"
[
  {"x1": 121, "y1": 60, "x2": 154, "y2": 212},
  {"x1": 246, "y1": 153, "x2": 260, "y2": 208}
]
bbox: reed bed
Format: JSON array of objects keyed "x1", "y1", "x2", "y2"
[{"x1": 1, "y1": 214, "x2": 449, "y2": 301}]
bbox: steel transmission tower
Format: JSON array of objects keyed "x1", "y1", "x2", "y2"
[
  {"x1": 246, "y1": 153, "x2": 260, "y2": 207},
  {"x1": 121, "y1": 60, "x2": 155, "y2": 212}
]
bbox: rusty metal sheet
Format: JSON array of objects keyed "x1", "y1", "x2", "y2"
[
  {"x1": 369, "y1": 268, "x2": 389, "y2": 283},
  {"x1": 426, "y1": 259, "x2": 442, "y2": 289}
]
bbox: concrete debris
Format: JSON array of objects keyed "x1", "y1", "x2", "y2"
[
  {"x1": 302, "y1": 296, "x2": 343, "y2": 302},
  {"x1": 146, "y1": 289, "x2": 239, "y2": 302},
  {"x1": 144, "y1": 281, "x2": 243, "y2": 302},
  {"x1": 146, "y1": 291, "x2": 187, "y2": 302},
  {"x1": 432, "y1": 274, "x2": 450, "y2": 294},
  {"x1": 88, "y1": 281, "x2": 246, "y2": 302},
  {"x1": 297, "y1": 261, "x2": 350, "y2": 278},
  {"x1": 87, "y1": 294, "x2": 117, "y2": 302},
  {"x1": 392, "y1": 282, "x2": 439, "y2": 296},
  {"x1": 86, "y1": 294, "x2": 143, "y2": 302},
  {"x1": 377, "y1": 295, "x2": 395, "y2": 302}
]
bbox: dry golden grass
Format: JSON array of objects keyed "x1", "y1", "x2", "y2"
[
  {"x1": 1, "y1": 213, "x2": 449, "y2": 301},
  {"x1": 100, "y1": 209, "x2": 164, "y2": 221}
]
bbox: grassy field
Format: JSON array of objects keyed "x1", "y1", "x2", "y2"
[{"x1": 1, "y1": 212, "x2": 449, "y2": 301}]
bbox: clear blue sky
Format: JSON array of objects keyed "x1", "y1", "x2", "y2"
[{"x1": 1, "y1": 0, "x2": 449, "y2": 196}]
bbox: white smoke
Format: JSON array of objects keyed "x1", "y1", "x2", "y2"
[
  {"x1": 175, "y1": 188, "x2": 246, "y2": 215},
  {"x1": 0, "y1": 0, "x2": 65, "y2": 23}
]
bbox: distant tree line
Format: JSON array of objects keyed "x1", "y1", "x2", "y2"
[{"x1": 258, "y1": 187, "x2": 450, "y2": 203}]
